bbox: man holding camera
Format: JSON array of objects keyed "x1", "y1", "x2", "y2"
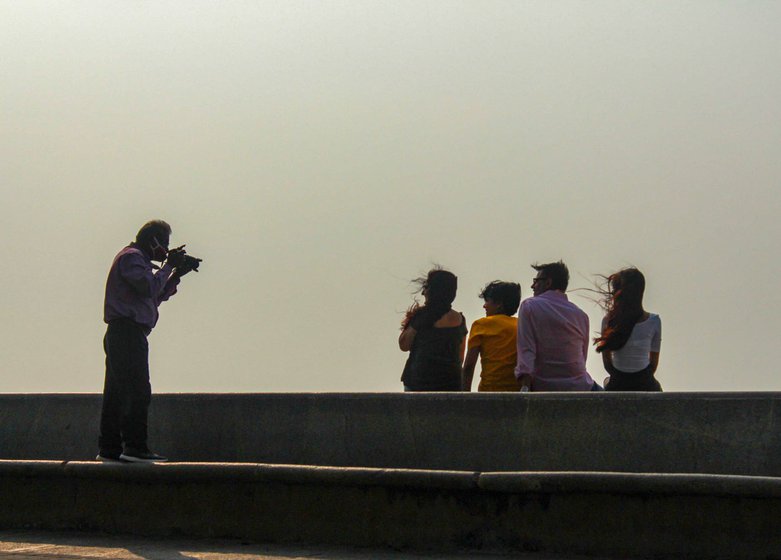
[{"x1": 97, "y1": 220, "x2": 200, "y2": 463}]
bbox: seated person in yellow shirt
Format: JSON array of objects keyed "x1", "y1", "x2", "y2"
[{"x1": 462, "y1": 281, "x2": 522, "y2": 391}]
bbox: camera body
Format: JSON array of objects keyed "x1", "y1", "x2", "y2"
[
  {"x1": 181, "y1": 253, "x2": 202, "y2": 272},
  {"x1": 166, "y1": 246, "x2": 202, "y2": 273}
]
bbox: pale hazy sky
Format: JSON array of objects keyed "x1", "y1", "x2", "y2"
[{"x1": 2, "y1": 2, "x2": 779, "y2": 392}]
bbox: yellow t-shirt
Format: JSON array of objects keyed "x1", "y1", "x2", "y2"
[{"x1": 468, "y1": 314, "x2": 520, "y2": 392}]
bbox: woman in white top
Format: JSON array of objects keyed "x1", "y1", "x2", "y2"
[{"x1": 594, "y1": 268, "x2": 662, "y2": 391}]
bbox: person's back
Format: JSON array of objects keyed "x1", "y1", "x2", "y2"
[
  {"x1": 519, "y1": 292, "x2": 592, "y2": 391},
  {"x1": 515, "y1": 261, "x2": 596, "y2": 392},
  {"x1": 403, "y1": 310, "x2": 466, "y2": 391},
  {"x1": 471, "y1": 314, "x2": 518, "y2": 391},
  {"x1": 462, "y1": 280, "x2": 522, "y2": 392},
  {"x1": 399, "y1": 268, "x2": 467, "y2": 392},
  {"x1": 595, "y1": 268, "x2": 662, "y2": 391},
  {"x1": 609, "y1": 313, "x2": 661, "y2": 372}
]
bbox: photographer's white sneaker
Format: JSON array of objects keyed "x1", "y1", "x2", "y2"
[
  {"x1": 95, "y1": 452, "x2": 126, "y2": 463},
  {"x1": 120, "y1": 448, "x2": 168, "y2": 463}
]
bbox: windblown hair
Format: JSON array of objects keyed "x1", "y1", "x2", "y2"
[
  {"x1": 136, "y1": 220, "x2": 172, "y2": 246},
  {"x1": 401, "y1": 267, "x2": 458, "y2": 330},
  {"x1": 532, "y1": 261, "x2": 569, "y2": 291},
  {"x1": 480, "y1": 281, "x2": 521, "y2": 316},
  {"x1": 594, "y1": 267, "x2": 646, "y2": 353}
]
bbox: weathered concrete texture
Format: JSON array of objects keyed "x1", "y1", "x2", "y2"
[
  {"x1": 2, "y1": 461, "x2": 781, "y2": 559},
  {"x1": 2, "y1": 393, "x2": 781, "y2": 475},
  {"x1": 0, "y1": 529, "x2": 608, "y2": 560}
]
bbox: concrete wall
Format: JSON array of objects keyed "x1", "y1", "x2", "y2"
[
  {"x1": 2, "y1": 393, "x2": 781, "y2": 475},
  {"x1": 3, "y1": 460, "x2": 781, "y2": 559},
  {"x1": 4, "y1": 394, "x2": 781, "y2": 557}
]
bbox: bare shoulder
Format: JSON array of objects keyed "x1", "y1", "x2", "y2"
[{"x1": 434, "y1": 309, "x2": 464, "y2": 328}]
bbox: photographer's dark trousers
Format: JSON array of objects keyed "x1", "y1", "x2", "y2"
[{"x1": 99, "y1": 319, "x2": 151, "y2": 455}]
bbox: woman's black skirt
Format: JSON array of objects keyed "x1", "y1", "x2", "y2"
[{"x1": 605, "y1": 364, "x2": 662, "y2": 392}]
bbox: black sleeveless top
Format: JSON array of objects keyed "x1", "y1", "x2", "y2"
[{"x1": 401, "y1": 315, "x2": 467, "y2": 391}]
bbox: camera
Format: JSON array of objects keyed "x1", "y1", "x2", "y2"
[
  {"x1": 167, "y1": 246, "x2": 202, "y2": 273},
  {"x1": 181, "y1": 253, "x2": 202, "y2": 272}
]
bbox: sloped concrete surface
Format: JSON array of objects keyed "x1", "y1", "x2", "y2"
[
  {"x1": 0, "y1": 530, "x2": 610, "y2": 559},
  {"x1": 3, "y1": 461, "x2": 781, "y2": 558}
]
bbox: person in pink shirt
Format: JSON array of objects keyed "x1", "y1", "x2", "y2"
[
  {"x1": 514, "y1": 261, "x2": 600, "y2": 392},
  {"x1": 98, "y1": 220, "x2": 200, "y2": 464}
]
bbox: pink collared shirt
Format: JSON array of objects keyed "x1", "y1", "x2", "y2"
[
  {"x1": 514, "y1": 290, "x2": 594, "y2": 391},
  {"x1": 103, "y1": 244, "x2": 179, "y2": 333}
]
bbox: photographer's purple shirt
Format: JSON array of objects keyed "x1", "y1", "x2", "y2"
[{"x1": 103, "y1": 244, "x2": 179, "y2": 333}]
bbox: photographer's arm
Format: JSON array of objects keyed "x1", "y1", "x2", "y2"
[
  {"x1": 155, "y1": 247, "x2": 188, "y2": 304},
  {"x1": 120, "y1": 252, "x2": 174, "y2": 299},
  {"x1": 157, "y1": 273, "x2": 180, "y2": 304}
]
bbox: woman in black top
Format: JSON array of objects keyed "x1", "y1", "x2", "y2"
[{"x1": 399, "y1": 268, "x2": 467, "y2": 391}]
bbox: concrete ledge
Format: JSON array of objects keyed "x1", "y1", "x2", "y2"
[
  {"x1": 4, "y1": 392, "x2": 781, "y2": 476},
  {"x1": 3, "y1": 461, "x2": 781, "y2": 558},
  {"x1": 57, "y1": 462, "x2": 481, "y2": 490},
  {"x1": 6, "y1": 460, "x2": 781, "y2": 498},
  {"x1": 5, "y1": 393, "x2": 781, "y2": 557},
  {"x1": 478, "y1": 470, "x2": 781, "y2": 498}
]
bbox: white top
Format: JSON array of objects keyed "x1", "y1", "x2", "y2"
[{"x1": 604, "y1": 314, "x2": 662, "y2": 373}]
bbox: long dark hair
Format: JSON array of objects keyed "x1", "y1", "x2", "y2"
[
  {"x1": 594, "y1": 268, "x2": 646, "y2": 353},
  {"x1": 401, "y1": 267, "x2": 458, "y2": 330}
]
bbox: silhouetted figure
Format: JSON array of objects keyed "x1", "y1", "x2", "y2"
[
  {"x1": 399, "y1": 268, "x2": 466, "y2": 391},
  {"x1": 97, "y1": 220, "x2": 197, "y2": 463},
  {"x1": 462, "y1": 281, "x2": 522, "y2": 392},
  {"x1": 595, "y1": 268, "x2": 662, "y2": 391},
  {"x1": 515, "y1": 261, "x2": 600, "y2": 392}
]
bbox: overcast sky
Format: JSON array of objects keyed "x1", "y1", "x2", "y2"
[{"x1": 2, "y1": 1, "x2": 779, "y2": 393}]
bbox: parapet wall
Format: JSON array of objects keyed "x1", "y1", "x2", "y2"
[
  {"x1": 3, "y1": 460, "x2": 781, "y2": 558},
  {"x1": 2, "y1": 392, "x2": 780, "y2": 476}
]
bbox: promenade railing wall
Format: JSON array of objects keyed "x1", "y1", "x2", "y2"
[
  {"x1": 3, "y1": 392, "x2": 781, "y2": 558},
  {"x1": 1, "y1": 392, "x2": 780, "y2": 475}
]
